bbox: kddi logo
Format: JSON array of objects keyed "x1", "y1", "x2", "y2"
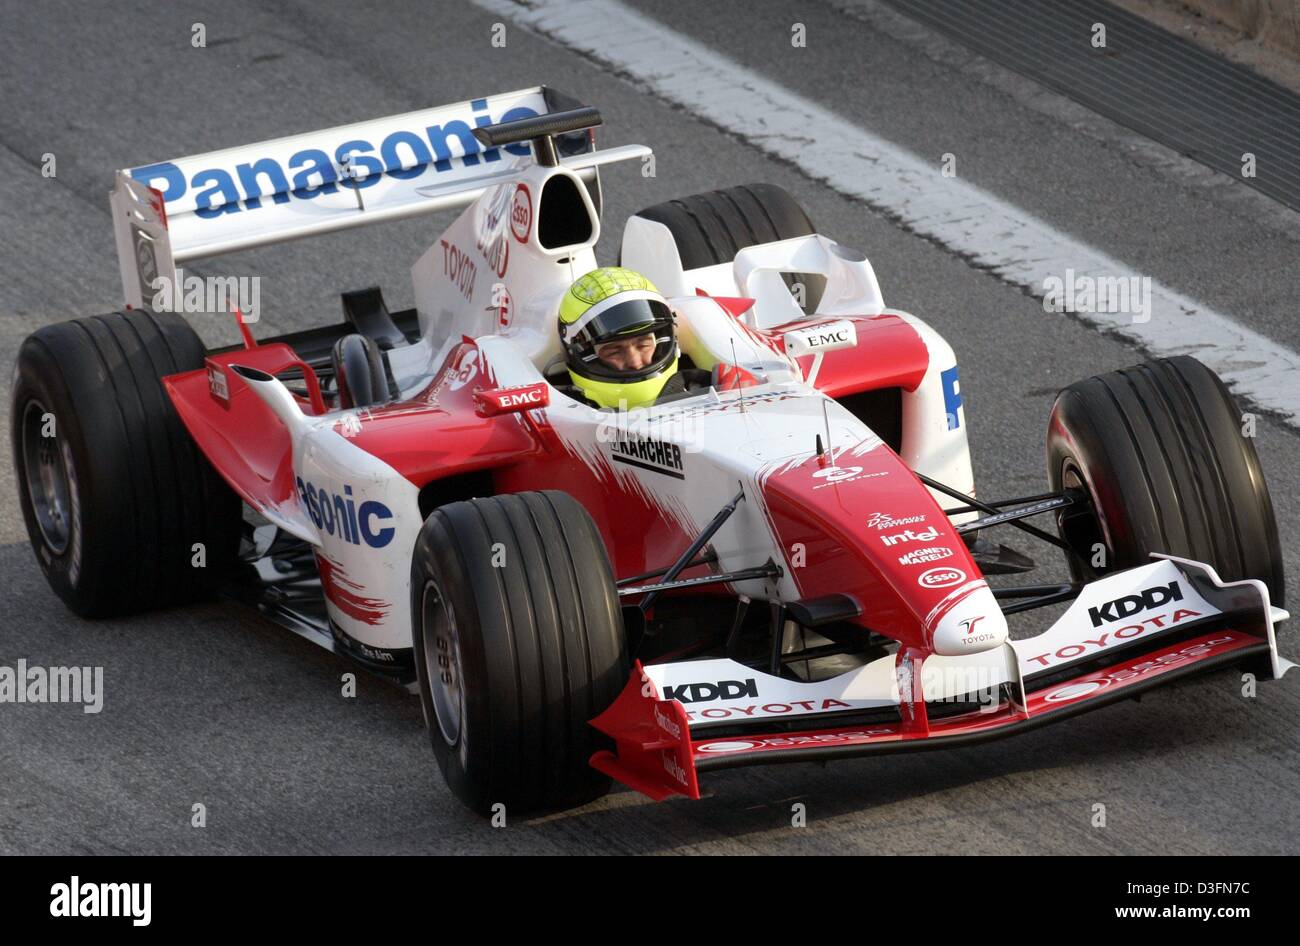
[
  {"x1": 1088, "y1": 580, "x2": 1183, "y2": 627},
  {"x1": 663, "y1": 678, "x2": 758, "y2": 704}
]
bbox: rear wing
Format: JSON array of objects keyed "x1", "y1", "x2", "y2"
[{"x1": 110, "y1": 86, "x2": 640, "y2": 309}]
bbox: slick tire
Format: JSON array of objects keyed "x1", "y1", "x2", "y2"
[
  {"x1": 411, "y1": 491, "x2": 629, "y2": 815},
  {"x1": 11, "y1": 310, "x2": 242, "y2": 617},
  {"x1": 627, "y1": 183, "x2": 821, "y2": 310},
  {"x1": 1047, "y1": 356, "x2": 1283, "y2": 604}
]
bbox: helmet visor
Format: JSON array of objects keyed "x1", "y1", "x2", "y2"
[
  {"x1": 570, "y1": 297, "x2": 673, "y2": 346},
  {"x1": 566, "y1": 297, "x2": 676, "y2": 381}
]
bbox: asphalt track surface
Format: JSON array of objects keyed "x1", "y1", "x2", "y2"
[{"x1": 1, "y1": 0, "x2": 1297, "y2": 855}]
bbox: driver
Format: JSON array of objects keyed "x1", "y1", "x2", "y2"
[{"x1": 556, "y1": 267, "x2": 709, "y2": 409}]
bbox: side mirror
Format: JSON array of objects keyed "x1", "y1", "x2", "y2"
[{"x1": 782, "y1": 319, "x2": 858, "y2": 356}]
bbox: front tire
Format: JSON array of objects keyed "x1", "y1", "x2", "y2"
[
  {"x1": 11, "y1": 310, "x2": 241, "y2": 616},
  {"x1": 1047, "y1": 356, "x2": 1283, "y2": 604},
  {"x1": 410, "y1": 491, "x2": 629, "y2": 815}
]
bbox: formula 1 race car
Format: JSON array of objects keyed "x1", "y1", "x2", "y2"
[{"x1": 12, "y1": 88, "x2": 1293, "y2": 814}]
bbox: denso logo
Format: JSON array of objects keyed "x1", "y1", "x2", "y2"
[
  {"x1": 880, "y1": 526, "x2": 940, "y2": 547},
  {"x1": 919, "y1": 566, "x2": 966, "y2": 589},
  {"x1": 130, "y1": 99, "x2": 538, "y2": 219},
  {"x1": 662, "y1": 679, "x2": 757, "y2": 704},
  {"x1": 296, "y1": 477, "x2": 395, "y2": 548},
  {"x1": 812, "y1": 465, "x2": 861, "y2": 482},
  {"x1": 1088, "y1": 580, "x2": 1183, "y2": 627}
]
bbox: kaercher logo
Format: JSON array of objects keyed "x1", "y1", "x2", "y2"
[
  {"x1": 610, "y1": 435, "x2": 685, "y2": 479},
  {"x1": 1088, "y1": 580, "x2": 1183, "y2": 627},
  {"x1": 663, "y1": 678, "x2": 757, "y2": 704}
]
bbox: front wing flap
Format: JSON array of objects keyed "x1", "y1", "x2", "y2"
[{"x1": 589, "y1": 556, "x2": 1293, "y2": 801}]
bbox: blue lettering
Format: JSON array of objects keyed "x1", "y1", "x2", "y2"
[
  {"x1": 137, "y1": 105, "x2": 547, "y2": 217},
  {"x1": 380, "y1": 130, "x2": 434, "y2": 180},
  {"x1": 129, "y1": 161, "x2": 187, "y2": 202},
  {"x1": 941, "y1": 365, "x2": 962, "y2": 431},
  {"x1": 289, "y1": 149, "x2": 338, "y2": 198},
  {"x1": 426, "y1": 120, "x2": 481, "y2": 172},
  {"x1": 298, "y1": 479, "x2": 392, "y2": 548},
  {"x1": 192, "y1": 168, "x2": 242, "y2": 218},
  {"x1": 236, "y1": 157, "x2": 292, "y2": 210},
  {"x1": 317, "y1": 485, "x2": 336, "y2": 535},
  {"x1": 359, "y1": 500, "x2": 395, "y2": 548},
  {"x1": 335, "y1": 140, "x2": 383, "y2": 189}
]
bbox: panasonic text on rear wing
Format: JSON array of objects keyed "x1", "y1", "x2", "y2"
[{"x1": 109, "y1": 87, "x2": 647, "y2": 309}]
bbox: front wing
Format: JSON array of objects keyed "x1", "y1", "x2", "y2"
[{"x1": 590, "y1": 556, "x2": 1293, "y2": 801}]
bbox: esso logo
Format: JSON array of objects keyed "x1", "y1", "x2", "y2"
[
  {"x1": 918, "y1": 566, "x2": 966, "y2": 589},
  {"x1": 812, "y1": 465, "x2": 861, "y2": 482},
  {"x1": 510, "y1": 183, "x2": 532, "y2": 243}
]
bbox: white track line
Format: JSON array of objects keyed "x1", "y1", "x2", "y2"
[{"x1": 477, "y1": 0, "x2": 1300, "y2": 424}]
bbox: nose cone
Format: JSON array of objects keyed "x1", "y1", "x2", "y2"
[{"x1": 930, "y1": 584, "x2": 1008, "y2": 656}]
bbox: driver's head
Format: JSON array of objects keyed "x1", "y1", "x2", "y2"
[
  {"x1": 558, "y1": 267, "x2": 678, "y2": 409},
  {"x1": 594, "y1": 331, "x2": 658, "y2": 372}
]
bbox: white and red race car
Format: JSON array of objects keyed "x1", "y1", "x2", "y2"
[{"x1": 12, "y1": 89, "x2": 1292, "y2": 813}]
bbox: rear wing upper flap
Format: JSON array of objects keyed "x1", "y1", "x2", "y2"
[{"x1": 110, "y1": 86, "x2": 638, "y2": 309}]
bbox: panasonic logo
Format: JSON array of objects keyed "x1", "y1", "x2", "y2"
[
  {"x1": 130, "y1": 99, "x2": 539, "y2": 219},
  {"x1": 296, "y1": 477, "x2": 395, "y2": 548}
]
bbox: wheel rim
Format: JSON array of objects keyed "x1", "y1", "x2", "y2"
[
  {"x1": 21, "y1": 400, "x2": 73, "y2": 555},
  {"x1": 1059, "y1": 460, "x2": 1110, "y2": 573},
  {"x1": 421, "y1": 580, "x2": 463, "y2": 746}
]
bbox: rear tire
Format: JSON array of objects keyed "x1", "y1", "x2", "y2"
[
  {"x1": 11, "y1": 310, "x2": 242, "y2": 616},
  {"x1": 410, "y1": 491, "x2": 629, "y2": 815},
  {"x1": 1047, "y1": 356, "x2": 1283, "y2": 604},
  {"x1": 626, "y1": 183, "x2": 821, "y2": 309}
]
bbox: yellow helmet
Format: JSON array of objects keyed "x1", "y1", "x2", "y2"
[{"x1": 557, "y1": 267, "x2": 678, "y2": 409}]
